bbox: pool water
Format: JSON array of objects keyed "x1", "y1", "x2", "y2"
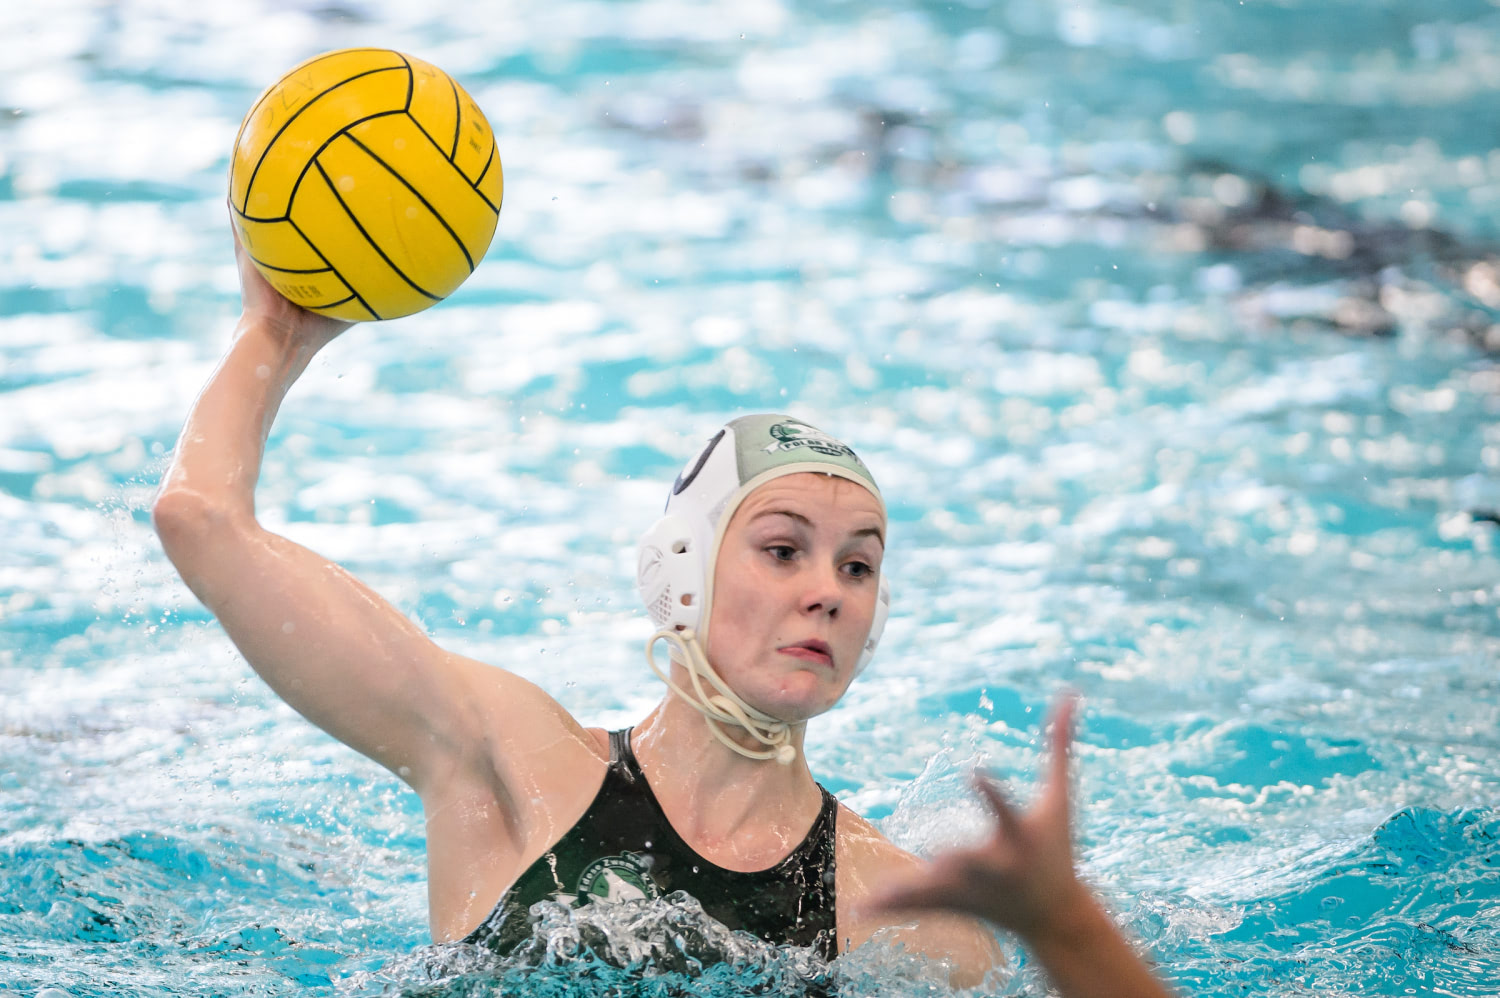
[{"x1": 3, "y1": 0, "x2": 1499, "y2": 994}]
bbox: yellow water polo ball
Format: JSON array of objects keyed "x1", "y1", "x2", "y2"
[{"x1": 229, "y1": 48, "x2": 503, "y2": 321}]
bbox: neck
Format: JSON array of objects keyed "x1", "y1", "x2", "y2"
[{"x1": 630, "y1": 694, "x2": 821, "y2": 850}]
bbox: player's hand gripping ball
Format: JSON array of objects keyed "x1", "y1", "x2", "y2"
[{"x1": 229, "y1": 48, "x2": 502, "y2": 321}]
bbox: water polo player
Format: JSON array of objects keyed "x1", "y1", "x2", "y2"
[{"x1": 151, "y1": 235, "x2": 1173, "y2": 997}]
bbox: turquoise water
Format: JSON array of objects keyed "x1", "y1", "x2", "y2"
[{"x1": 4, "y1": 0, "x2": 1500, "y2": 994}]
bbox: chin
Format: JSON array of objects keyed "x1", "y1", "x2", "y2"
[{"x1": 749, "y1": 673, "x2": 847, "y2": 723}]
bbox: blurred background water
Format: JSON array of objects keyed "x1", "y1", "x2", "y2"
[{"x1": 3, "y1": 0, "x2": 1500, "y2": 994}]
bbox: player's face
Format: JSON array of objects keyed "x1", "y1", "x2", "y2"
[{"x1": 705, "y1": 473, "x2": 885, "y2": 722}]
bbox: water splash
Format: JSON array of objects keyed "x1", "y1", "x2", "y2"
[{"x1": 341, "y1": 895, "x2": 860, "y2": 997}]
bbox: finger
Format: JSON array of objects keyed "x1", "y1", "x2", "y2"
[
  {"x1": 229, "y1": 224, "x2": 267, "y2": 297},
  {"x1": 972, "y1": 770, "x2": 1024, "y2": 839},
  {"x1": 1044, "y1": 691, "x2": 1079, "y2": 821},
  {"x1": 229, "y1": 214, "x2": 257, "y2": 270},
  {"x1": 230, "y1": 224, "x2": 249, "y2": 272},
  {"x1": 1047, "y1": 691, "x2": 1077, "y2": 776}
]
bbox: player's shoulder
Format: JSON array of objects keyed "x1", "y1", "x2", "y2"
[{"x1": 835, "y1": 803, "x2": 925, "y2": 878}]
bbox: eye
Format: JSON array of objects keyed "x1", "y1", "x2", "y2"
[
  {"x1": 766, "y1": 545, "x2": 797, "y2": 562},
  {"x1": 843, "y1": 560, "x2": 874, "y2": 579}
]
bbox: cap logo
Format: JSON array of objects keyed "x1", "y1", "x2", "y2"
[{"x1": 763, "y1": 421, "x2": 865, "y2": 463}]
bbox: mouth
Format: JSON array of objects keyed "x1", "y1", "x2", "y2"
[{"x1": 778, "y1": 639, "x2": 833, "y2": 667}]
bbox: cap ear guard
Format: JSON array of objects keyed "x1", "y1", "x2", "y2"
[
  {"x1": 636, "y1": 513, "x2": 708, "y2": 634},
  {"x1": 855, "y1": 573, "x2": 891, "y2": 676},
  {"x1": 637, "y1": 425, "x2": 739, "y2": 642}
]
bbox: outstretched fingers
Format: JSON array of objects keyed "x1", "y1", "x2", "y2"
[{"x1": 859, "y1": 697, "x2": 1096, "y2": 941}]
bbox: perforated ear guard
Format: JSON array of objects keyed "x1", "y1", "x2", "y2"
[{"x1": 636, "y1": 513, "x2": 709, "y2": 634}]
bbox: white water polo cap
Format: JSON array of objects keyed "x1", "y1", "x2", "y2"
[{"x1": 635, "y1": 415, "x2": 892, "y2": 764}]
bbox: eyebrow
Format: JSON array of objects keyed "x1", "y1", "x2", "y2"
[{"x1": 752, "y1": 509, "x2": 885, "y2": 546}]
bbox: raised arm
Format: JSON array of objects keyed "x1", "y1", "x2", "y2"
[
  {"x1": 862, "y1": 696, "x2": 1176, "y2": 998},
  {"x1": 152, "y1": 236, "x2": 586, "y2": 800}
]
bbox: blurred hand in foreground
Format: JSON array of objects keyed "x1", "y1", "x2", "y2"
[{"x1": 862, "y1": 694, "x2": 1175, "y2": 998}]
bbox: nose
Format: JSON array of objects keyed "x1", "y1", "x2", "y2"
[{"x1": 800, "y1": 561, "x2": 843, "y2": 619}]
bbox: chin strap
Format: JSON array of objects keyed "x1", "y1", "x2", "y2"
[{"x1": 645, "y1": 627, "x2": 797, "y2": 765}]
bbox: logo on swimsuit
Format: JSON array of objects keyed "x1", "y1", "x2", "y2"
[
  {"x1": 572, "y1": 852, "x2": 662, "y2": 906},
  {"x1": 763, "y1": 421, "x2": 862, "y2": 462}
]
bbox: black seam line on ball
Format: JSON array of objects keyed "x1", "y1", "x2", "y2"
[
  {"x1": 473, "y1": 143, "x2": 500, "y2": 213},
  {"x1": 311, "y1": 294, "x2": 363, "y2": 316},
  {"x1": 232, "y1": 205, "x2": 335, "y2": 274},
  {"x1": 271, "y1": 109, "x2": 407, "y2": 223},
  {"x1": 448, "y1": 74, "x2": 461, "y2": 160},
  {"x1": 312, "y1": 158, "x2": 440, "y2": 302},
  {"x1": 406, "y1": 112, "x2": 499, "y2": 213},
  {"x1": 342, "y1": 130, "x2": 475, "y2": 273},
  {"x1": 287, "y1": 213, "x2": 380, "y2": 320},
  {"x1": 232, "y1": 49, "x2": 398, "y2": 204},
  {"x1": 242, "y1": 65, "x2": 408, "y2": 216},
  {"x1": 474, "y1": 137, "x2": 494, "y2": 186},
  {"x1": 398, "y1": 52, "x2": 414, "y2": 112},
  {"x1": 247, "y1": 258, "x2": 332, "y2": 275}
]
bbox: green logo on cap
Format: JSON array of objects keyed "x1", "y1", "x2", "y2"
[{"x1": 764, "y1": 420, "x2": 864, "y2": 462}]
